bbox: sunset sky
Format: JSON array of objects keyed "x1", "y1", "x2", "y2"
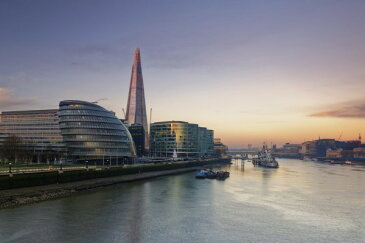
[{"x1": 0, "y1": 0, "x2": 364, "y2": 148}]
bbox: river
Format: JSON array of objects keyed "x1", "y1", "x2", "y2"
[{"x1": 0, "y1": 159, "x2": 364, "y2": 243}]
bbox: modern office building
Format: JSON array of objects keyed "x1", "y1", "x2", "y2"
[
  {"x1": 125, "y1": 48, "x2": 149, "y2": 151},
  {"x1": 59, "y1": 100, "x2": 136, "y2": 163},
  {"x1": 128, "y1": 123, "x2": 145, "y2": 157},
  {"x1": 214, "y1": 138, "x2": 228, "y2": 158},
  {"x1": 150, "y1": 121, "x2": 214, "y2": 158},
  {"x1": 0, "y1": 109, "x2": 65, "y2": 157}
]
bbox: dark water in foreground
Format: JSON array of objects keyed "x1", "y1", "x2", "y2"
[{"x1": 0, "y1": 159, "x2": 364, "y2": 243}]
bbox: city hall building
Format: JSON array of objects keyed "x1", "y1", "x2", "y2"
[
  {"x1": 59, "y1": 100, "x2": 136, "y2": 163},
  {"x1": 0, "y1": 101, "x2": 136, "y2": 163}
]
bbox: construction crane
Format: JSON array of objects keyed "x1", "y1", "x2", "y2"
[
  {"x1": 122, "y1": 108, "x2": 126, "y2": 118},
  {"x1": 338, "y1": 131, "x2": 343, "y2": 141},
  {"x1": 92, "y1": 98, "x2": 107, "y2": 104}
]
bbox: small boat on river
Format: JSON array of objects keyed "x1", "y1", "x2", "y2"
[
  {"x1": 195, "y1": 170, "x2": 208, "y2": 179},
  {"x1": 195, "y1": 170, "x2": 230, "y2": 180}
]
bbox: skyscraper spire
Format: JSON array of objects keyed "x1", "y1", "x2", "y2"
[{"x1": 126, "y1": 48, "x2": 148, "y2": 150}]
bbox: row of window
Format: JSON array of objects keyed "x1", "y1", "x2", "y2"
[
  {"x1": 67, "y1": 141, "x2": 129, "y2": 147},
  {"x1": 61, "y1": 128, "x2": 126, "y2": 136},
  {"x1": 62, "y1": 134, "x2": 128, "y2": 142},
  {"x1": 59, "y1": 110, "x2": 115, "y2": 118},
  {"x1": 59, "y1": 122, "x2": 123, "y2": 130},
  {"x1": 59, "y1": 116, "x2": 121, "y2": 124}
]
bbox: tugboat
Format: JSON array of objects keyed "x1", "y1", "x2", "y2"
[{"x1": 253, "y1": 146, "x2": 279, "y2": 168}]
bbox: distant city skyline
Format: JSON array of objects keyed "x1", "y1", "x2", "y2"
[{"x1": 0, "y1": 0, "x2": 364, "y2": 148}]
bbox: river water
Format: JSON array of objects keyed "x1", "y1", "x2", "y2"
[{"x1": 0, "y1": 159, "x2": 364, "y2": 243}]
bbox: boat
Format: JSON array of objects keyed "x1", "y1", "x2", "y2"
[
  {"x1": 330, "y1": 160, "x2": 344, "y2": 164},
  {"x1": 195, "y1": 169, "x2": 230, "y2": 180},
  {"x1": 206, "y1": 170, "x2": 217, "y2": 179},
  {"x1": 195, "y1": 170, "x2": 207, "y2": 179},
  {"x1": 254, "y1": 149, "x2": 279, "y2": 168},
  {"x1": 216, "y1": 171, "x2": 230, "y2": 180}
]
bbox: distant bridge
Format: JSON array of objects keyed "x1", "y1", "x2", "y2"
[{"x1": 227, "y1": 151, "x2": 258, "y2": 160}]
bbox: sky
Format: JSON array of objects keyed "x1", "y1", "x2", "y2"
[{"x1": 0, "y1": 0, "x2": 364, "y2": 148}]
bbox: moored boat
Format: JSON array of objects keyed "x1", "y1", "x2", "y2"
[
  {"x1": 254, "y1": 148, "x2": 279, "y2": 168},
  {"x1": 216, "y1": 171, "x2": 230, "y2": 180},
  {"x1": 195, "y1": 170, "x2": 207, "y2": 179},
  {"x1": 206, "y1": 170, "x2": 217, "y2": 179}
]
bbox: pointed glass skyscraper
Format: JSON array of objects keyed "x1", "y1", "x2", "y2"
[{"x1": 125, "y1": 48, "x2": 148, "y2": 150}]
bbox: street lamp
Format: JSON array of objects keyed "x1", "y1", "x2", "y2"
[
  {"x1": 85, "y1": 160, "x2": 89, "y2": 171},
  {"x1": 9, "y1": 162, "x2": 12, "y2": 174}
]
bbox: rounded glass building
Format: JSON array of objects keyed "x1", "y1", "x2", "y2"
[{"x1": 59, "y1": 100, "x2": 135, "y2": 163}]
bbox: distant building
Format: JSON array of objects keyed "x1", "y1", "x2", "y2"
[
  {"x1": 272, "y1": 143, "x2": 301, "y2": 158},
  {"x1": 128, "y1": 123, "x2": 145, "y2": 157},
  {"x1": 0, "y1": 109, "x2": 65, "y2": 161},
  {"x1": 315, "y1": 139, "x2": 337, "y2": 157},
  {"x1": 59, "y1": 100, "x2": 136, "y2": 163},
  {"x1": 150, "y1": 121, "x2": 214, "y2": 158},
  {"x1": 353, "y1": 147, "x2": 365, "y2": 159},
  {"x1": 214, "y1": 138, "x2": 228, "y2": 158},
  {"x1": 300, "y1": 141, "x2": 317, "y2": 157},
  {"x1": 300, "y1": 139, "x2": 336, "y2": 158},
  {"x1": 125, "y1": 48, "x2": 149, "y2": 151},
  {"x1": 326, "y1": 148, "x2": 353, "y2": 159},
  {"x1": 335, "y1": 140, "x2": 361, "y2": 150}
]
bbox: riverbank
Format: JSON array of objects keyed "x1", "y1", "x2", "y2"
[{"x1": 0, "y1": 160, "x2": 229, "y2": 209}]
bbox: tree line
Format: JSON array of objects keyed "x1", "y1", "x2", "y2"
[{"x1": 0, "y1": 135, "x2": 64, "y2": 164}]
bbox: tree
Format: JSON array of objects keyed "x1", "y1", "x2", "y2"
[{"x1": 0, "y1": 135, "x2": 24, "y2": 164}]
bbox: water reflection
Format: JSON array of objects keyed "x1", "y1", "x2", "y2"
[{"x1": 0, "y1": 159, "x2": 364, "y2": 243}]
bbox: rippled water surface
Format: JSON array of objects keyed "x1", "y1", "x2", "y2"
[{"x1": 0, "y1": 159, "x2": 364, "y2": 242}]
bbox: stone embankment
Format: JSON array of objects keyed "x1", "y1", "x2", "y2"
[{"x1": 0, "y1": 159, "x2": 230, "y2": 209}]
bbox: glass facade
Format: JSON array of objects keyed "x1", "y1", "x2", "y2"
[
  {"x1": 0, "y1": 109, "x2": 65, "y2": 152},
  {"x1": 125, "y1": 48, "x2": 149, "y2": 150},
  {"x1": 150, "y1": 121, "x2": 214, "y2": 158},
  {"x1": 128, "y1": 123, "x2": 145, "y2": 157},
  {"x1": 59, "y1": 100, "x2": 136, "y2": 161}
]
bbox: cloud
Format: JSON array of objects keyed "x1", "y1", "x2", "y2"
[
  {"x1": 1, "y1": 72, "x2": 41, "y2": 85},
  {"x1": 309, "y1": 100, "x2": 365, "y2": 118},
  {"x1": 0, "y1": 88, "x2": 34, "y2": 108}
]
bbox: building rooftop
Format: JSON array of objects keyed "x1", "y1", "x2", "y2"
[
  {"x1": 1, "y1": 109, "x2": 58, "y2": 115},
  {"x1": 152, "y1": 121, "x2": 189, "y2": 124}
]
